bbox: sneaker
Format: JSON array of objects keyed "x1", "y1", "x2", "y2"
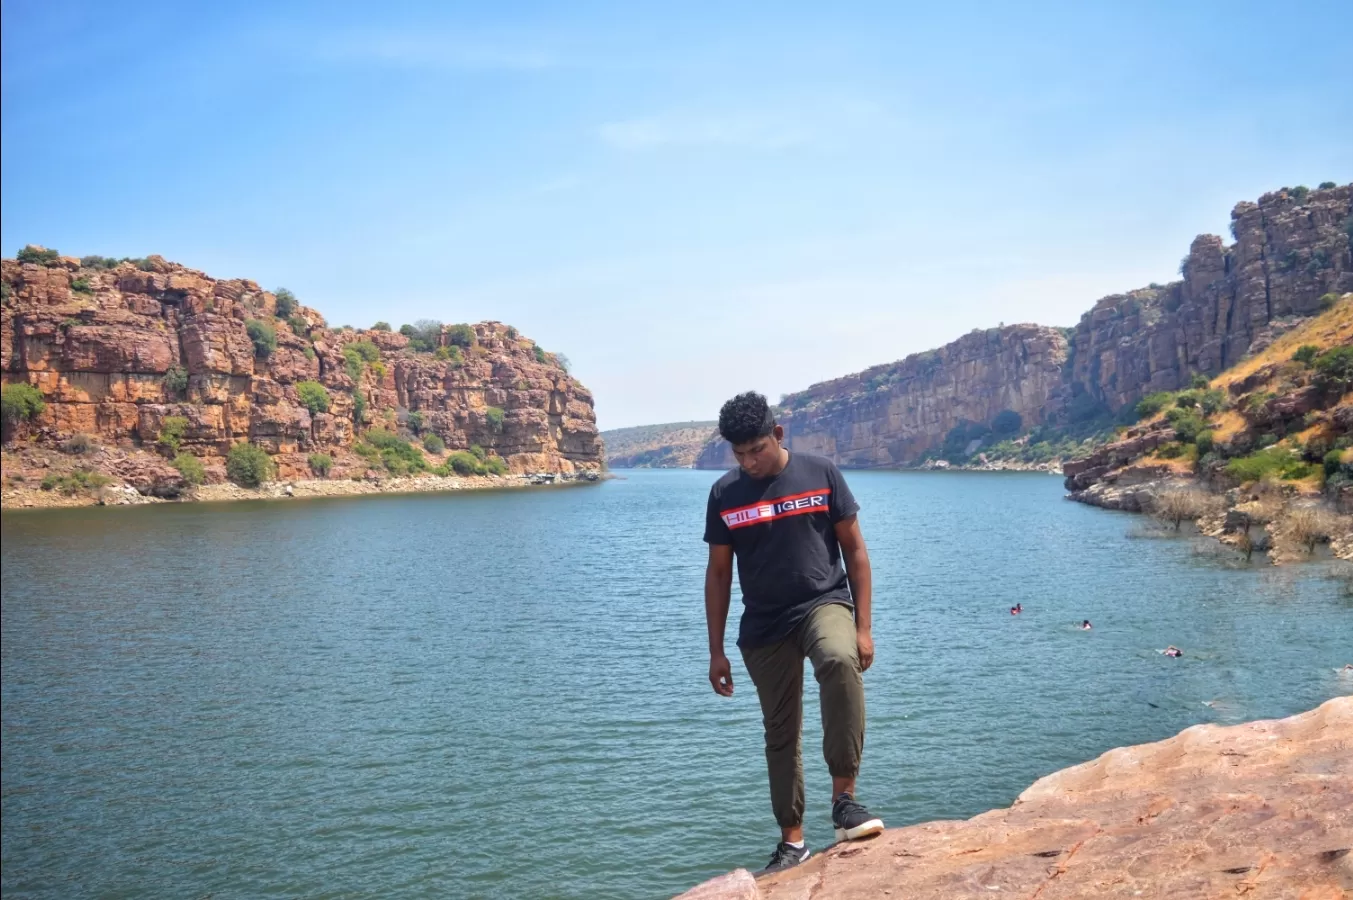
[
  {"x1": 832, "y1": 793, "x2": 884, "y2": 842},
  {"x1": 758, "y1": 841, "x2": 810, "y2": 875}
]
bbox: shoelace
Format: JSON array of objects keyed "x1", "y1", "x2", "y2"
[{"x1": 767, "y1": 843, "x2": 802, "y2": 867}]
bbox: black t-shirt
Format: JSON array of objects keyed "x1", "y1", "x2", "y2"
[{"x1": 703, "y1": 452, "x2": 860, "y2": 648}]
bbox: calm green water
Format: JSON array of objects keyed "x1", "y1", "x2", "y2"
[{"x1": 3, "y1": 470, "x2": 1351, "y2": 899}]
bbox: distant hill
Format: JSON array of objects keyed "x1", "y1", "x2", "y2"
[{"x1": 602, "y1": 421, "x2": 717, "y2": 468}]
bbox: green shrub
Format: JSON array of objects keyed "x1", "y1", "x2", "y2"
[
  {"x1": 1157, "y1": 442, "x2": 1185, "y2": 459},
  {"x1": 1226, "y1": 447, "x2": 1312, "y2": 482},
  {"x1": 485, "y1": 406, "x2": 505, "y2": 431},
  {"x1": 1165, "y1": 407, "x2": 1207, "y2": 444},
  {"x1": 402, "y1": 319, "x2": 443, "y2": 353},
  {"x1": 1290, "y1": 185, "x2": 1310, "y2": 203},
  {"x1": 1319, "y1": 293, "x2": 1340, "y2": 311},
  {"x1": 434, "y1": 345, "x2": 463, "y2": 365},
  {"x1": 348, "y1": 340, "x2": 381, "y2": 363},
  {"x1": 226, "y1": 442, "x2": 274, "y2": 486},
  {"x1": 296, "y1": 380, "x2": 331, "y2": 414},
  {"x1": 505, "y1": 326, "x2": 518, "y2": 339},
  {"x1": 1195, "y1": 430, "x2": 1215, "y2": 455},
  {"x1": 246, "y1": 319, "x2": 277, "y2": 358},
  {"x1": 1313, "y1": 346, "x2": 1353, "y2": 390},
  {"x1": 16, "y1": 245, "x2": 60, "y2": 265},
  {"x1": 157, "y1": 416, "x2": 189, "y2": 452},
  {"x1": 554, "y1": 352, "x2": 571, "y2": 372},
  {"x1": 362, "y1": 428, "x2": 428, "y2": 475},
  {"x1": 40, "y1": 469, "x2": 113, "y2": 495},
  {"x1": 407, "y1": 411, "x2": 425, "y2": 433},
  {"x1": 446, "y1": 323, "x2": 476, "y2": 347},
  {"x1": 447, "y1": 450, "x2": 483, "y2": 475},
  {"x1": 1292, "y1": 344, "x2": 1320, "y2": 365},
  {"x1": 469, "y1": 444, "x2": 486, "y2": 461},
  {"x1": 2, "y1": 383, "x2": 46, "y2": 423},
  {"x1": 1174, "y1": 388, "x2": 1225, "y2": 416},
  {"x1": 171, "y1": 452, "x2": 206, "y2": 485},
  {"x1": 303, "y1": 345, "x2": 316, "y2": 361},
  {"x1": 422, "y1": 432, "x2": 445, "y2": 453},
  {"x1": 70, "y1": 277, "x2": 93, "y2": 294},
  {"x1": 79, "y1": 255, "x2": 120, "y2": 269},
  {"x1": 1136, "y1": 391, "x2": 1174, "y2": 419},
  {"x1": 287, "y1": 316, "x2": 309, "y2": 335},
  {"x1": 353, "y1": 393, "x2": 367, "y2": 424},
  {"x1": 343, "y1": 346, "x2": 364, "y2": 381},
  {"x1": 485, "y1": 455, "x2": 508, "y2": 476},
  {"x1": 533, "y1": 345, "x2": 548, "y2": 363},
  {"x1": 1324, "y1": 449, "x2": 1345, "y2": 478},
  {"x1": 308, "y1": 453, "x2": 333, "y2": 476},
  {"x1": 163, "y1": 365, "x2": 189, "y2": 396},
  {"x1": 371, "y1": 321, "x2": 391, "y2": 331},
  {"x1": 1318, "y1": 181, "x2": 1337, "y2": 189},
  {"x1": 1189, "y1": 373, "x2": 1211, "y2": 389},
  {"x1": 273, "y1": 288, "x2": 296, "y2": 318}
]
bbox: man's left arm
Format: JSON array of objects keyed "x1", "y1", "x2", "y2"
[{"x1": 834, "y1": 515, "x2": 874, "y2": 671}]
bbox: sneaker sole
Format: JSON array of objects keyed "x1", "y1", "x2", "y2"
[{"x1": 834, "y1": 818, "x2": 884, "y2": 842}]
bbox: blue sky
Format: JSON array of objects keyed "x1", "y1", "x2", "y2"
[{"x1": 4, "y1": 1, "x2": 1351, "y2": 430}]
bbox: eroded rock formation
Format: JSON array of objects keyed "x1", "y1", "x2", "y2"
[
  {"x1": 676, "y1": 695, "x2": 1353, "y2": 899},
  {"x1": 1, "y1": 253, "x2": 602, "y2": 485}
]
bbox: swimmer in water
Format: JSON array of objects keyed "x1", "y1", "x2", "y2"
[
  {"x1": 1010, "y1": 603, "x2": 1023, "y2": 615},
  {"x1": 1081, "y1": 620, "x2": 1092, "y2": 630},
  {"x1": 1164, "y1": 645, "x2": 1183, "y2": 658}
]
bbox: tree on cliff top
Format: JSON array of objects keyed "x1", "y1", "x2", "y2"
[{"x1": 273, "y1": 288, "x2": 297, "y2": 318}]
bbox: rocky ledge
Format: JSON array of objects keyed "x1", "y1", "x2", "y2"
[{"x1": 677, "y1": 695, "x2": 1353, "y2": 899}]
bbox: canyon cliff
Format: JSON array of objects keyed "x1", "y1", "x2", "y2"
[
  {"x1": 695, "y1": 184, "x2": 1352, "y2": 469},
  {"x1": 1, "y1": 252, "x2": 601, "y2": 496}
]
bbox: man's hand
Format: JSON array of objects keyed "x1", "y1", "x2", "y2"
[
  {"x1": 709, "y1": 653, "x2": 735, "y2": 696},
  {"x1": 856, "y1": 629, "x2": 875, "y2": 672}
]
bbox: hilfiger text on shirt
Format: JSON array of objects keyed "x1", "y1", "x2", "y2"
[{"x1": 721, "y1": 489, "x2": 831, "y2": 530}]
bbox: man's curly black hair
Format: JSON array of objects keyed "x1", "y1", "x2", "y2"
[{"x1": 718, "y1": 391, "x2": 776, "y2": 445}]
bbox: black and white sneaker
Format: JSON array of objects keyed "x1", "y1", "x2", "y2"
[
  {"x1": 832, "y1": 793, "x2": 884, "y2": 842},
  {"x1": 758, "y1": 841, "x2": 810, "y2": 875}
]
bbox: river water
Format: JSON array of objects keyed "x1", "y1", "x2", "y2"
[{"x1": 2, "y1": 469, "x2": 1350, "y2": 899}]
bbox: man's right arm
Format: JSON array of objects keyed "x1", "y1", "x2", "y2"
[{"x1": 705, "y1": 543, "x2": 735, "y2": 696}]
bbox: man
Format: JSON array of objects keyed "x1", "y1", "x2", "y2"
[{"x1": 703, "y1": 391, "x2": 883, "y2": 875}]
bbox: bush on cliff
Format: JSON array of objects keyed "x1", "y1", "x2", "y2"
[
  {"x1": 353, "y1": 393, "x2": 367, "y2": 424},
  {"x1": 533, "y1": 345, "x2": 548, "y2": 364},
  {"x1": 446, "y1": 324, "x2": 476, "y2": 348},
  {"x1": 246, "y1": 319, "x2": 277, "y2": 358},
  {"x1": 296, "y1": 380, "x2": 331, "y2": 415},
  {"x1": 1313, "y1": 346, "x2": 1353, "y2": 391},
  {"x1": 371, "y1": 321, "x2": 391, "y2": 331},
  {"x1": 1292, "y1": 344, "x2": 1319, "y2": 365},
  {"x1": 422, "y1": 432, "x2": 445, "y2": 453},
  {"x1": 227, "y1": 442, "x2": 274, "y2": 487},
  {"x1": 343, "y1": 346, "x2": 364, "y2": 381},
  {"x1": 157, "y1": 416, "x2": 189, "y2": 452},
  {"x1": 16, "y1": 245, "x2": 60, "y2": 265},
  {"x1": 401, "y1": 320, "x2": 443, "y2": 353},
  {"x1": 287, "y1": 316, "x2": 309, "y2": 336},
  {"x1": 1226, "y1": 447, "x2": 1313, "y2": 483},
  {"x1": 447, "y1": 450, "x2": 483, "y2": 476},
  {"x1": 434, "y1": 345, "x2": 463, "y2": 365},
  {"x1": 485, "y1": 455, "x2": 508, "y2": 476},
  {"x1": 1165, "y1": 408, "x2": 1207, "y2": 444},
  {"x1": 991, "y1": 409, "x2": 1022, "y2": 436},
  {"x1": 273, "y1": 288, "x2": 296, "y2": 318},
  {"x1": 163, "y1": 365, "x2": 189, "y2": 397},
  {"x1": 80, "y1": 255, "x2": 121, "y2": 269},
  {"x1": 349, "y1": 340, "x2": 381, "y2": 363},
  {"x1": 70, "y1": 277, "x2": 93, "y2": 294},
  {"x1": 171, "y1": 452, "x2": 206, "y2": 485},
  {"x1": 485, "y1": 406, "x2": 505, "y2": 432},
  {"x1": 1135, "y1": 391, "x2": 1174, "y2": 419},
  {"x1": 2, "y1": 383, "x2": 46, "y2": 424},
  {"x1": 362, "y1": 429, "x2": 428, "y2": 475},
  {"x1": 40, "y1": 469, "x2": 113, "y2": 495},
  {"x1": 308, "y1": 453, "x2": 332, "y2": 476}
]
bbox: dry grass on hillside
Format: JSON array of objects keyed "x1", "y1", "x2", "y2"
[{"x1": 1215, "y1": 294, "x2": 1353, "y2": 391}]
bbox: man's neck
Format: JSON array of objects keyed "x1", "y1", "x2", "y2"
[{"x1": 763, "y1": 447, "x2": 791, "y2": 480}]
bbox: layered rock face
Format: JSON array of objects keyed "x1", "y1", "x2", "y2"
[
  {"x1": 695, "y1": 184, "x2": 1352, "y2": 469},
  {"x1": 1069, "y1": 184, "x2": 1352, "y2": 410},
  {"x1": 1, "y1": 254, "x2": 601, "y2": 478},
  {"x1": 695, "y1": 325, "x2": 1068, "y2": 469},
  {"x1": 602, "y1": 421, "x2": 718, "y2": 468},
  {"x1": 677, "y1": 695, "x2": 1353, "y2": 899}
]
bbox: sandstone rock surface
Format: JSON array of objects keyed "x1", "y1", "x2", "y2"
[{"x1": 675, "y1": 696, "x2": 1353, "y2": 899}]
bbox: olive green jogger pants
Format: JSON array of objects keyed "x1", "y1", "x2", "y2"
[{"x1": 740, "y1": 602, "x2": 864, "y2": 829}]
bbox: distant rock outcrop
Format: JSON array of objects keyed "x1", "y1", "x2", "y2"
[
  {"x1": 1, "y1": 252, "x2": 601, "y2": 491},
  {"x1": 676, "y1": 695, "x2": 1353, "y2": 899},
  {"x1": 695, "y1": 184, "x2": 1353, "y2": 469},
  {"x1": 603, "y1": 421, "x2": 717, "y2": 468}
]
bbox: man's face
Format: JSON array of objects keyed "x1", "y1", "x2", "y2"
[{"x1": 732, "y1": 428, "x2": 784, "y2": 479}]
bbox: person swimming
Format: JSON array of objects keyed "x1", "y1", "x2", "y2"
[
  {"x1": 1081, "y1": 620, "x2": 1092, "y2": 630},
  {"x1": 1010, "y1": 603, "x2": 1023, "y2": 615},
  {"x1": 1164, "y1": 645, "x2": 1183, "y2": 658}
]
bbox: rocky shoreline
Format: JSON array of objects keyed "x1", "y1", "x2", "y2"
[
  {"x1": 676, "y1": 695, "x2": 1353, "y2": 899},
  {"x1": 1, "y1": 470, "x2": 605, "y2": 510}
]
